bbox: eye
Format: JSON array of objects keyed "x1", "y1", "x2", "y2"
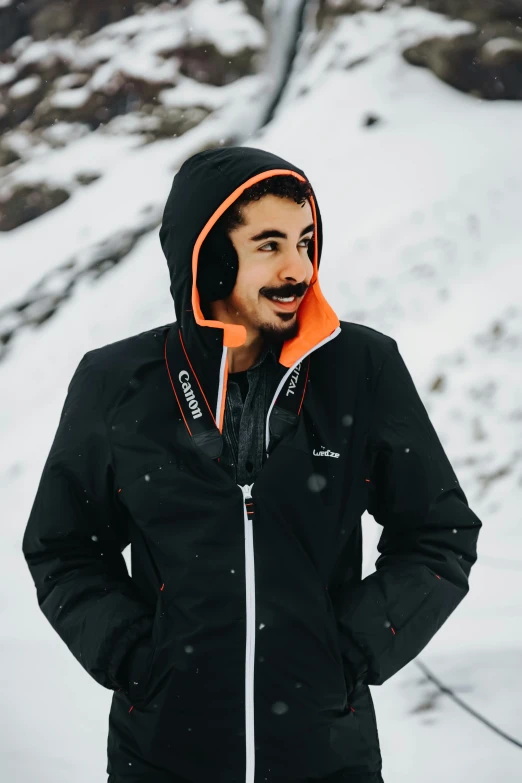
[
  {"x1": 259, "y1": 241, "x2": 278, "y2": 252},
  {"x1": 299, "y1": 236, "x2": 313, "y2": 248}
]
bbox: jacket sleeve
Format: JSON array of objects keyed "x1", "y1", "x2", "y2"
[
  {"x1": 337, "y1": 338, "x2": 481, "y2": 687},
  {"x1": 22, "y1": 352, "x2": 154, "y2": 691}
]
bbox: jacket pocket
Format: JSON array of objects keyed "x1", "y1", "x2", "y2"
[
  {"x1": 124, "y1": 636, "x2": 156, "y2": 707},
  {"x1": 122, "y1": 589, "x2": 168, "y2": 708}
]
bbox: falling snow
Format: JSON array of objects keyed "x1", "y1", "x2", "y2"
[{"x1": 307, "y1": 473, "x2": 327, "y2": 492}]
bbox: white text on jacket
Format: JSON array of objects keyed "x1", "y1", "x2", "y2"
[{"x1": 179, "y1": 370, "x2": 203, "y2": 419}]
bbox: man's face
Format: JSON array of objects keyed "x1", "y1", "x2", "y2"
[{"x1": 220, "y1": 194, "x2": 315, "y2": 344}]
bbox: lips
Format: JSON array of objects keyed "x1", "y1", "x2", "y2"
[{"x1": 265, "y1": 295, "x2": 300, "y2": 312}]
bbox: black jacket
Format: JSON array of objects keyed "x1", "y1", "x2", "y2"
[{"x1": 22, "y1": 147, "x2": 481, "y2": 782}]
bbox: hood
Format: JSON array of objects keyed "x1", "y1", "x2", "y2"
[{"x1": 159, "y1": 146, "x2": 339, "y2": 433}]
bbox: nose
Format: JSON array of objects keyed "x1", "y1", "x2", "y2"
[{"x1": 277, "y1": 247, "x2": 312, "y2": 285}]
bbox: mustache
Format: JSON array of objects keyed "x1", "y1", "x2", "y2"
[{"x1": 260, "y1": 282, "x2": 309, "y2": 299}]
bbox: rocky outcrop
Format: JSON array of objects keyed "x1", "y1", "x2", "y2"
[
  {"x1": 413, "y1": 1, "x2": 522, "y2": 23},
  {"x1": 169, "y1": 42, "x2": 259, "y2": 87},
  {"x1": 0, "y1": 1, "x2": 324, "y2": 362},
  {"x1": 404, "y1": 24, "x2": 522, "y2": 99},
  {"x1": 0, "y1": 2, "x2": 265, "y2": 138},
  {"x1": 317, "y1": 0, "x2": 395, "y2": 26},
  {"x1": 316, "y1": 0, "x2": 522, "y2": 100},
  {"x1": 0, "y1": 182, "x2": 70, "y2": 231},
  {"x1": 0, "y1": 140, "x2": 20, "y2": 167},
  {"x1": 0, "y1": 0, "x2": 167, "y2": 52}
]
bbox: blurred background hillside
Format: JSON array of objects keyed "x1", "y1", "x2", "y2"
[{"x1": 1, "y1": 1, "x2": 521, "y2": 781}]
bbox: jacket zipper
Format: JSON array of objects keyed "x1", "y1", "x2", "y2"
[{"x1": 239, "y1": 482, "x2": 256, "y2": 783}]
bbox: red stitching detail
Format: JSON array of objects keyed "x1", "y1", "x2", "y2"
[
  {"x1": 164, "y1": 334, "x2": 193, "y2": 437},
  {"x1": 179, "y1": 328, "x2": 217, "y2": 424},
  {"x1": 128, "y1": 705, "x2": 134, "y2": 714},
  {"x1": 391, "y1": 627, "x2": 396, "y2": 635},
  {"x1": 297, "y1": 358, "x2": 310, "y2": 416}
]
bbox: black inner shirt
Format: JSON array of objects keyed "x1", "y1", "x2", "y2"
[{"x1": 228, "y1": 370, "x2": 249, "y2": 403}]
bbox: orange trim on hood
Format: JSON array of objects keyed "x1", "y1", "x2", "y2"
[{"x1": 191, "y1": 168, "x2": 340, "y2": 368}]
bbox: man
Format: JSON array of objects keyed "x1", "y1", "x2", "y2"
[{"x1": 22, "y1": 146, "x2": 481, "y2": 783}]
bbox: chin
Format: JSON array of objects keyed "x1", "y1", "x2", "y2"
[{"x1": 258, "y1": 316, "x2": 299, "y2": 344}]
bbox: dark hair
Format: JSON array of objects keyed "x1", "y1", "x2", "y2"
[{"x1": 218, "y1": 174, "x2": 313, "y2": 234}]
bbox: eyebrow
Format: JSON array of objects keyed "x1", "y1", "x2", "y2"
[{"x1": 249, "y1": 223, "x2": 315, "y2": 242}]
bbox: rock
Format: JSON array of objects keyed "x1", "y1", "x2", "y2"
[
  {"x1": 244, "y1": 0, "x2": 264, "y2": 22},
  {"x1": 317, "y1": 0, "x2": 400, "y2": 27},
  {"x1": 75, "y1": 171, "x2": 101, "y2": 186},
  {"x1": 0, "y1": 72, "x2": 46, "y2": 130},
  {"x1": 1, "y1": 0, "x2": 166, "y2": 54},
  {"x1": 315, "y1": 0, "x2": 522, "y2": 100},
  {"x1": 362, "y1": 112, "x2": 381, "y2": 127},
  {"x1": 404, "y1": 23, "x2": 522, "y2": 100},
  {"x1": 28, "y1": 0, "x2": 140, "y2": 41},
  {"x1": 0, "y1": 1, "x2": 26, "y2": 53},
  {"x1": 29, "y1": 1, "x2": 75, "y2": 40},
  {"x1": 413, "y1": 1, "x2": 522, "y2": 24},
  {"x1": 0, "y1": 141, "x2": 20, "y2": 167},
  {"x1": 167, "y1": 42, "x2": 259, "y2": 87},
  {"x1": 103, "y1": 103, "x2": 210, "y2": 142},
  {"x1": 32, "y1": 62, "x2": 179, "y2": 129},
  {"x1": 430, "y1": 374, "x2": 446, "y2": 392},
  {"x1": 0, "y1": 183, "x2": 70, "y2": 231},
  {"x1": 144, "y1": 105, "x2": 211, "y2": 141}
]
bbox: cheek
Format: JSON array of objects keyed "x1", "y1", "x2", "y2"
[{"x1": 235, "y1": 263, "x2": 266, "y2": 298}]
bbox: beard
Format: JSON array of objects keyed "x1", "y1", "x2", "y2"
[{"x1": 258, "y1": 313, "x2": 300, "y2": 346}]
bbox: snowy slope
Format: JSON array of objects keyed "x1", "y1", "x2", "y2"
[{"x1": 1, "y1": 4, "x2": 521, "y2": 782}]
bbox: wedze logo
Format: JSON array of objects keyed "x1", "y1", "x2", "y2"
[
  {"x1": 313, "y1": 447, "x2": 340, "y2": 459},
  {"x1": 286, "y1": 362, "x2": 302, "y2": 396},
  {"x1": 179, "y1": 370, "x2": 203, "y2": 419}
]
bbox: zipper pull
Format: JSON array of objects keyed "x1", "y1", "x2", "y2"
[{"x1": 239, "y1": 483, "x2": 254, "y2": 501}]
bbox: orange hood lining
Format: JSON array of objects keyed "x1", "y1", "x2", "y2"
[{"x1": 191, "y1": 168, "x2": 340, "y2": 369}]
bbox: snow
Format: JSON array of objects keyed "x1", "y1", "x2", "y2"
[
  {"x1": 7, "y1": 74, "x2": 41, "y2": 100},
  {"x1": 88, "y1": 51, "x2": 179, "y2": 93},
  {"x1": 159, "y1": 74, "x2": 261, "y2": 110},
  {"x1": 50, "y1": 86, "x2": 90, "y2": 110},
  {"x1": 482, "y1": 37, "x2": 522, "y2": 59},
  {"x1": 41, "y1": 122, "x2": 91, "y2": 147},
  {"x1": 0, "y1": 63, "x2": 17, "y2": 87},
  {"x1": 187, "y1": 0, "x2": 266, "y2": 56},
  {"x1": 16, "y1": 38, "x2": 77, "y2": 69},
  {"x1": 1, "y1": 4, "x2": 521, "y2": 782},
  {"x1": 54, "y1": 73, "x2": 89, "y2": 90}
]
